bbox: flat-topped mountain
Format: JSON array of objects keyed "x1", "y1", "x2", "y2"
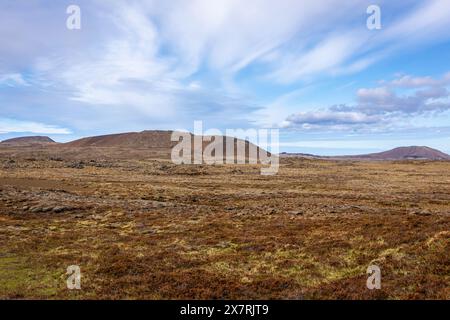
[
  {"x1": 65, "y1": 130, "x2": 262, "y2": 152},
  {"x1": 41, "y1": 130, "x2": 269, "y2": 163},
  {"x1": 350, "y1": 146, "x2": 450, "y2": 160},
  {"x1": 281, "y1": 146, "x2": 450, "y2": 161},
  {"x1": 64, "y1": 130, "x2": 175, "y2": 148},
  {"x1": 0, "y1": 136, "x2": 56, "y2": 146}
]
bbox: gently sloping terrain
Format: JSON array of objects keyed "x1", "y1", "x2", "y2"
[
  {"x1": 0, "y1": 136, "x2": 56, "y2": 147},
  {"x1": 349, "y1": 146, "x2": 450, "y2": 160},
  {"x1": 0, "y1": 152, "x2": 449, "y2": 299}
]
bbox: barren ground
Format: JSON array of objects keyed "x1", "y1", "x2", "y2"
[{"x1": 0, "y1": 147, "x2": 449, "y2": 299}]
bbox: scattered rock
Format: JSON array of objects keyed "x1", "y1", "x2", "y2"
[
  {"x1": 52, "y1": 206, "x2": 71, "y2": 213},
  {"x1": 152, "y1": 201, "x2": 168, "y2": 208},
  {"x1": 107, "y1": 222, "x2": 122, "y2": 229},
  {"x1": 68, "y1": 162, "x2": 85, "y2": 169},
  {"x1": 412, "y1": 210, "x2": 432, "y2": 216},
  {"x1": 140, "y1": 228, "x2": 155, "y2": 235},
  {"x1": 288, "y1": 210, "x2": 304, "y2": 216},
  {"x1": 216, "y1": 242, "x2": 230, "y2": 249}
]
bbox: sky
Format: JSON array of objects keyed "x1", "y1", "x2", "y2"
[{"x1": 1, "y1": 0, "x2": 450, "y2": 155}]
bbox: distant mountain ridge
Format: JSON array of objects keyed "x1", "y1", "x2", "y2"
[
  {"x1": 64, "y1": 130, "x2": 175, "y2": 148},
  {"x1": 0, "y1": 131, "x2": 267, "y2": 161},
  {"x1": 0, "y1": 136, "x2": 56, "y2": 146},
  {"x1": 347, "y1": 146, "x2": 450, "y2": 160},
  {"x1": 281, "y1": 146, "x2": 450, "y2": 160},
  {"x1": 2, "y1": 134, "x2": 449, "y2": 161}
]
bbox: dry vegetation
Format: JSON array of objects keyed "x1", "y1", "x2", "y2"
[{"x1": 0, "y1": 147, "x2": 449, "y2": 299}]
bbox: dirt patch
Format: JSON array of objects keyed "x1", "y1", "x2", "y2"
[{"x1": 0, "y1": 178, "x2": 81, "y2": 192}]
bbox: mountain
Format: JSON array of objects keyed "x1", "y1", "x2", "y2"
[
  {"x1": 280, "y1": 146, "x2": 450, "y2": 161},
  {"x1": 347, "y1": 146, "x2": 450, "y2": 160},
  {"x1": 64, "y1": 130, "x2": 175, "y2": 148},
  {"x1": 280, "y1": 152, "x2": 318, "y2": 159},
  {"x1": 0, "y1": 136, "x2": 56, "y2": 146},
  {"x1": 0, "y1": 131, "x2": 269, "y2": 162},
  {"x1": 62, "y1": 130, "x2": 267, "y2": 161},
  {"x1": 6, "y1": 133, "x2": 446, "y2": 161}
]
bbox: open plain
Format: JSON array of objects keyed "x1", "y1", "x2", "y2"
[{"x1": 0, "y1": 145, "x2": 449, "y2": 299}]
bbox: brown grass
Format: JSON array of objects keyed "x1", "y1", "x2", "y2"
[{"x1": 0, "y1": 150, "x2": 449, "y2": 299}]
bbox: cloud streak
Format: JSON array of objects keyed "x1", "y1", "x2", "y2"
[
  {"x1": 0, "y1": 73, "x2": 29, "y2": 87},
  {"x1": 0, "y1": 118, "x2": 71, "y2": 134}
]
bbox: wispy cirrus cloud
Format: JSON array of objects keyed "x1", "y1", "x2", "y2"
[
  {"x1": 0, "y1": 118, "x2": 71, "y2": 134},
  {"x1": 266, "y1": 0, "x2": 450, "y2": 83},
  {"x1": 0, "y1": 73, "x2": 29, "y2": 87}
]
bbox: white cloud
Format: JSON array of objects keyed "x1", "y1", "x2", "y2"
[
  {"x1": 270, "y1": 31, "x2": 369, "y2": 83},
  {"x1": 268, "y1": 0, "x2": 450, "y2": 83},
  {"x1": 286, "y1": 111, "x2": 380, "y2": 125},
  {"x1": 384, "y1": 0, "x2": 450, "y2": 44},
  {"x1": 357, "y1": 87, "x2": 394, "y2": 102},
  {"x1": 445, "y1": 72, "x2": 450, "y2": 81},
  {"x1": 0, "y1": 118, "x2": 71, "y2": 134},
  {"x1": 0, "y1": 73, "x2": 29, "y2": 87},
  {"x1": 282, "y1": 72, "x2": 450, "y2": 131},
  {"x1": 150, "y1": 0, "x2": 358, "y2": 75},
  {"x1": 282, "y1": 110, "x2": 382, "y2": 131},
  {"x1": 391, "y1": 75, "x2": 445, "y2": 88}
]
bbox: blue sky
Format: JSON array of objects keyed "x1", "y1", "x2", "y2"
[{"x1": 1, "y1": 0, "x2": 450, "y2": 155}]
